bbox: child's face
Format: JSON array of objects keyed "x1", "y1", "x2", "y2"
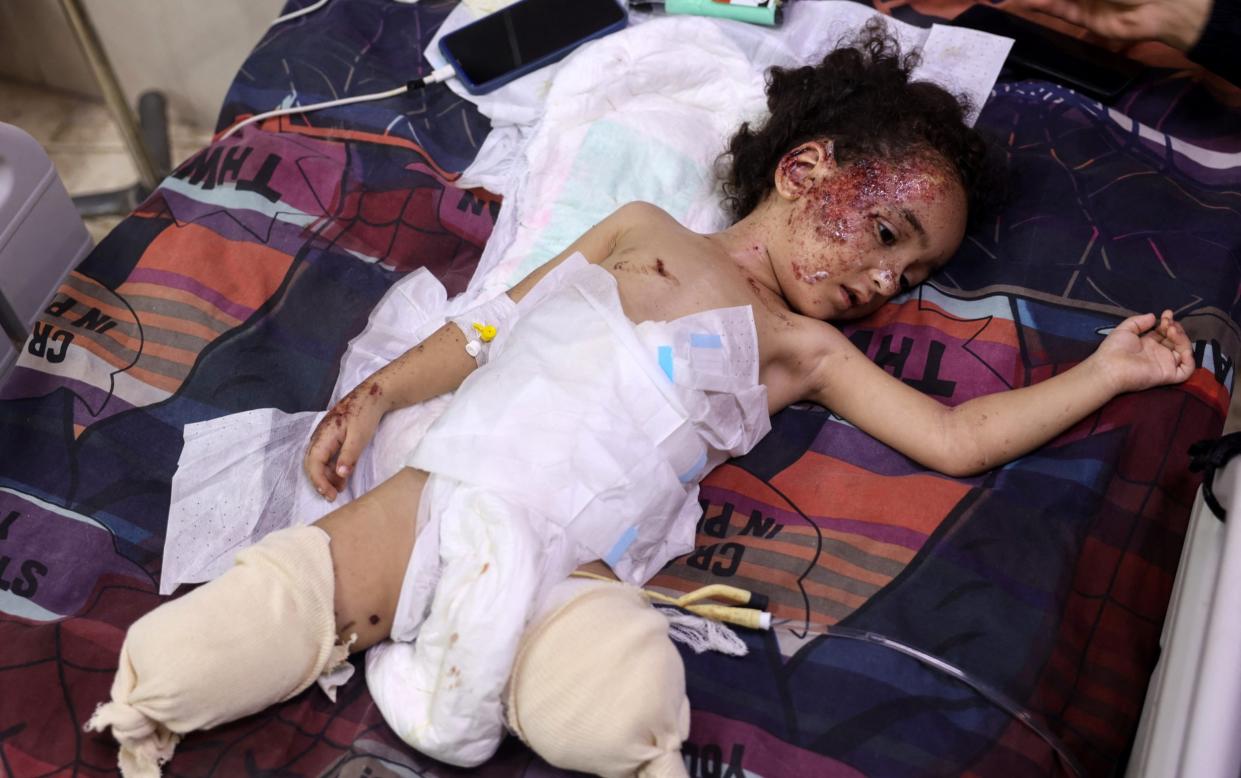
[{"x1": 770, "y1": 142, "x2": 968, "y2": 321}]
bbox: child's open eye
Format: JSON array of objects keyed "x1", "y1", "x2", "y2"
[{"x1": 877, "y1": 221, "x2": 896, "y2": 246}]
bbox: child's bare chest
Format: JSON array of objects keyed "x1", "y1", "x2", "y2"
[
  {"x1": 600, "y1": 239, "x2": 821, "y2": 411},
  {"x1": 603, "y1": 243, "x2": 740, "y2": 322}
]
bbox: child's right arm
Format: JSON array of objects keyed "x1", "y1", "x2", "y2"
[
  {"x1": 302, "y1": 323, "x2": 477, "y2": 500},
  {"x1": 303, "y1": 202, "x2": 653, "y2": 499}
]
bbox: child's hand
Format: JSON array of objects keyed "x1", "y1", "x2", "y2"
[
  {"x1": 1093, "y1": 310, "x2": 1194, "y2": 394},
  {"x1": 304, "y1": 380, "x2": 390, "y2": 501}
]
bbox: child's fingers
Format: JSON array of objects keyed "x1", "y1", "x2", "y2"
[
  {"x1": 305, "y1": 452, "x2": 333, "y2": 499},
  {"x1": 1170, "y1": 321, "x2": 1194, "y2": 378},
  {"x1": 324, "y1": 437, "x2": 346, "y2": 496},
  {"x1": 1149, "y1": 312, "x2": 1194, "y2": 381},
  {"x1": 1165, "y1": 317, "x2": 1188, "y2": 348},
  {"x1": 1116, "y1": 312, "x2": 1157, "y2": 335},
  {"x1": 335, "y1": 427, "x2": 368, "y2": 481},
  {"x1": 303, "y1": 440, "x2": 326, "y2": 492},
  {"x1": 305, "y1": 424, "x2": 344, "y2": 500},
  {"x1": 327, "y1": 461, "x2": 346, "y2": 494},
  {"x1": 1156, "y1": 309, "x2": 1170, "y2": 334},
  {"x1": 1156, "y1": 313, "x2": 1187, "y2": 348}
]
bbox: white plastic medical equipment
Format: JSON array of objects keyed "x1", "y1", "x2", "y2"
[
  {"x1": 1127, "y1": 455, "x2": 1241, "y2": 778},
  {"x1": 0, "y1": 122, "x2": 93, "y2": 377}
]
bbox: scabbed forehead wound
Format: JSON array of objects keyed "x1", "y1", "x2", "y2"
[{"x1": 506, "y1": 581, "x2": 691, "y2": 778}]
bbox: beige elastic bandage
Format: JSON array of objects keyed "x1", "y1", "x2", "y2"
[
  {"x1": 506, "y1": 582, "x2": 691, "y2": 778},
  {"x1": 86, "y1": 525, "x2": 345, "y2": 778}
]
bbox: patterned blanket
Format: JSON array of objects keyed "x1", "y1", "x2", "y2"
[{"x1": 2, "y1": 1, "x2": 1238, "y2": 775}]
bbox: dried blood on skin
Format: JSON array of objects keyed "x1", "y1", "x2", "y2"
[
  {"x1": 311, "y1": 403, "x2": 347, "y2": 445},
  {"x1": 321, "y1": 400, "x2": 353, "y2": 437},
  {"x1": 368, "y1": 383, "x2": 383, "y2": 397},
  {"x1": 746, "y1": 275, "x2": 791, "y2": 325},
  {"x1": 790, "y1": 261, "x2": 830, "y2": 285},
  {"x1": 654, "y1": 258, "x2": 679, "y2": 284},
  {"x1": 334, "y1": 396, "x2": 358, "y2": 418},
  {"x1": 787, "y1": 152, "x2": 955, "y2": 286},
  {"x1": 612, "y1": 257, "x2": 679, "y2": 284},
  {"x1": 778, "y1": 146, "x2": 813, "y2": 188}
]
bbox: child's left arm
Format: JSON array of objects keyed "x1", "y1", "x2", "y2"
[{"x1": 808, "y1": 310, "x2": 1193, "y2": 477}]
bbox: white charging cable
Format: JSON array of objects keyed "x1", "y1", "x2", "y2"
[
  {"x1": 269, "y1": 0, "x2": 329, "y2": 26},
  {"x1": 270, "y1": 0, "x2": 422, "y2": 27},
  {"x1": 218, "y1": 64, "x2": 456, "y2": 140}
]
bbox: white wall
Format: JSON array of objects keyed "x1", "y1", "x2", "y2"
[{"x1": 0, "y1": 0, "x2": 286, "y2": 128}]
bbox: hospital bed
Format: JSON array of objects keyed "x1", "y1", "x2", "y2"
[{"x1": 1, "y1": 0, "x2": 1239, "y2": 775}]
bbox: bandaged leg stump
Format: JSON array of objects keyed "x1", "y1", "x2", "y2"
[
  {"x1": 87, "y1": 525, "x2": 348, "y2": 778},
  {"x1": 507, "y1": 581, "x2": 692, "y2": 778}
]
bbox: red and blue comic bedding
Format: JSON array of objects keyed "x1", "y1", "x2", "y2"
[{"x1": 1, "y1": 1, "x2": 1238, "y2": 775}]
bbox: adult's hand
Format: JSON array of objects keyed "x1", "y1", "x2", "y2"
[{"x1": 1018, "y1": 0, "x2": 1213, "y2": 51}]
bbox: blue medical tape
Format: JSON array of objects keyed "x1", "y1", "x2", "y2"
[
  {"x1": 678, "y1": 450, "x2": 709, "y2": 484},
  {"x1": 690, "y1": 333, "x2": 722, "y2": 348},
  {"x1": 658, "y1": 346, "x2": 674, "y2": 381},
  {"x1": 604, "y1": 526, "x2": 639, "y2": 567}
]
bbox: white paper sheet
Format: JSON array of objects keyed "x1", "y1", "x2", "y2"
[{"x1": 913, "y1": 23, "x2": 1014, "y2": 126}]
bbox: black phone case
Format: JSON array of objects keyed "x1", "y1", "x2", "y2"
[{"x1": 439, "y1": 0, "x2": 627, "y2": 95}]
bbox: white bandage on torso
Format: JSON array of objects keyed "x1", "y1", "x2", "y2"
[
  {"x1": 448, "y1": 252, "x2": 603, "y2": 366},
  {"x1": 447, "y1": 292, "x2": 518, "y2": 366},
  {"x1": 365, "y1": 478, "x2": 565, "y2": 767}
]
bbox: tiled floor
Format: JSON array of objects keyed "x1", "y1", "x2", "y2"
[{"x1": 0, "y1": 79, "x2": 213, "y2": 244}]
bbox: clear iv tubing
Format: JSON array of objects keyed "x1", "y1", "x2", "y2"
[{"x1": 772, "y1": 620, "x2": 1087, "y2": 778}]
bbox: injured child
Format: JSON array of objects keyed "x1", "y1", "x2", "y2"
[{"x1": 88, "y1": 29, "x2": 1194, "y2": 778}]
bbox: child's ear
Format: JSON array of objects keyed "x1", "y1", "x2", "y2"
[{"x1": 773, "y1": 139, "x2": 837, "y2": 200}]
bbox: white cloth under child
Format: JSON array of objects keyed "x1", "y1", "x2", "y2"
[
  {"x1": 434, "y1": 8, "x2": 1013, "y2": 300},
  {"x1": 162, "y1": 253, "x2": 769, "y2": 765},
  {"x1": 162, "y1": 265, "x2": 458, "y2": 595}
]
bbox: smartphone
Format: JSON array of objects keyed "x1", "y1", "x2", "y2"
[
  {"x1": 950, "y1": 5, "x2": 1143, "y2": 103},
  {"x1": 439, "y1": 0, "x2": 628, "y2": 95}
]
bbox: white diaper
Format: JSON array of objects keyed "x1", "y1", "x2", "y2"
[{"x1": 366, "y1": 477, "x2": 574, "y2": 766}]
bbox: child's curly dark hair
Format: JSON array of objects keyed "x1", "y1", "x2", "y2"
[{"x1": 720, "y1": 22, "x2": 1004, "y2": 223}]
